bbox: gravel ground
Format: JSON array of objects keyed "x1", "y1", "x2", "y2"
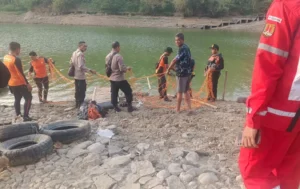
[{"x1": 0, "y1": 100, "x2": 246, "y2": 189}]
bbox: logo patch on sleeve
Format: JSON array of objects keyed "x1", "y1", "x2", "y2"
[{"x1": 263, "y1": 24, "x2": 276, "y2": 37}]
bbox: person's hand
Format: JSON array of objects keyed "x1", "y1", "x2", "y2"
[
  {"x1": 27, "y1": 84, "x2": 32, "y2": 92},
  {"x1": 167, "y1": 68, "x2": 171, "y2": 75},
  {"x1": 242, "y1": 126, "x2": 259, "y2": 148},
  {"x1": 90, "y1": 70, "x2": 96, "y2": 74}
]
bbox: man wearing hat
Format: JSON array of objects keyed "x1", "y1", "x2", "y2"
[
  {"x1": 205, "y1": 44, "x2": 224, "y2": 102},
  {"x1": 156, "y1": 47, "x2": 173, "y2": 102}
]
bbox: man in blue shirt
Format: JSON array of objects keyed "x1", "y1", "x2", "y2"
[{"x1": 167, "y1": 33, "x2": 192, "y2": 113}]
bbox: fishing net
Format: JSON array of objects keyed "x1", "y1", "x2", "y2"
[{"x1": 26, "y1": 61, "x2": 216, "y2": 110}]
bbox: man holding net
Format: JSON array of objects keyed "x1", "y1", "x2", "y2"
[{"x1": 167, "y1": 33, "x2": 192, "y2": 113}]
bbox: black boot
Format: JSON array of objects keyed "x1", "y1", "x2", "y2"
[
  {"x1": 114, "y1": 106, "x2": 121, "y2": 112},
  {"x1": 127, "y1": 104, "x2": 135, "y2": 112}
]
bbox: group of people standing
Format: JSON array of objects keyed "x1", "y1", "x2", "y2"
[
  {"x1": 0, "y1": 32, "x2": 225, "y2": 120},
  {"x1": 155, "y1": 33, "x2": 225, "y2": 113}
]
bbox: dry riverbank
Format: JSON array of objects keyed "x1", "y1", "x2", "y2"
[
  {"x1": 0, "y1": 11, "x2": 264, "y2": 32},
  {"x1": 0, "y1": 100, "x2": 246, "y2": 189}
]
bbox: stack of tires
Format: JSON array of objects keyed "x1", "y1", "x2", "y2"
[{"x1": 0, "y1": 120, "x2": 91, "y2": 167}]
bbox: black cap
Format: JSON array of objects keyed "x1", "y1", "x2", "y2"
[
  {"x1": 209, "y1": 44, "x2": 219, "y2": 51},
  {"x1": 165, "y1": 47, "x2": 173, "y2": 54}
]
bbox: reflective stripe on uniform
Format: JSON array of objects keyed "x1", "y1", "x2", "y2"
[
  {"x1": 247, "y1": 107, "x2": 296, "y2": 118},
  {"x1": 288, "y1": 56, "x2": 300, "y2": 101},
  {"x1": 258, "y1": 43, "x2": 289, "y2": 58},
  {"x1": 268, "y1": 107, "x2": 296, "y2": 118}
]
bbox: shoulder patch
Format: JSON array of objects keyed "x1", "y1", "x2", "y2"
[{"x1": 263, "y1": 23, "x2": 276, "y2": 37}]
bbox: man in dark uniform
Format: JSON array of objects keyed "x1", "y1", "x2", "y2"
[{"x1": 205, "y1": 44, "x2": 224, "y2": 102}]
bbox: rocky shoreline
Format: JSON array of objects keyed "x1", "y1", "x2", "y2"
[
  {"x1": 0, "y1": 11, "x2": 264, "y2": 32},
  {"x1": 0, "y1": 100, "x2": 245, "y2": 189}
]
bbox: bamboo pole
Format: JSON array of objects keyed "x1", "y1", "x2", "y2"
[{"x1": 222, "y1": 71, "x2": 228, "y2": 101}]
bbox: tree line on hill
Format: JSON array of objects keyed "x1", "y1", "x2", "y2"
[{"x1": 0, "y1": 0, "x2": 272, "y2": 17}]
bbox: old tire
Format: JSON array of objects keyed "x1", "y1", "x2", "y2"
[
  {"x1": 0, "y1": 122, "x2": 39, "y2": 142},
  {"x1": 0, "y1": 134, "x2": 53, "y2": 166},
  {"x1": 40, "y1": 120, "x2": 91, "y2": 144}
]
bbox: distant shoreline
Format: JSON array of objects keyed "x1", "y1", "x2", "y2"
[{"x1": 0, "y1": 11, "x2": 264, "y2": 32}]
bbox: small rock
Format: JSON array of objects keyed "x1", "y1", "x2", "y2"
[
  {"x1": 153, "y1": 141, "x2": 165, "y2": 147},
  {"x1": 198, "y1": 172, "x2": 218, "y2": 185},
  {"x1": 168, "y1": 163, "x2": 183, "y2": 176},
  {"x1": 145, "y1": 177, "x2": 163, "y2": 188},
  {"x1": 96, "y1": 136, "x2": 110, "y2": 145},
  {"x1": 166, "y1": 175, "x2": 185, "y2": 189},
  {"x1": 126, "y1": 173, "x2": 139, "y2": 183},
  {"x1": 186, "y1": 168, "x2": 202, "y2": 177},
  {"x1": 93, "y1": 175, "x2": 116, "y2": 189},
  {"x1": 57, "y1": 149, "x2": 68, "y2": 155},
  {"x1": 108, "y1": 145, "x2": 123, "y2": 156},
  {"x1": 82, "y1": 153, "x2": 102, "y2": 167},
  {"x1": 107, "y1": 154, "x2": 131, "y2": 168},
  {"x1": 87, "y1": 143, "x2": 106, "y2": 154},
  {"x1": 182, "y1": 164, "x2": 195, "y2": 172},
  {"x1": 182, "y1": 132, "x2": 194, "y2": 139},
  {"x1": 179, "y1": 172, "x2": 194, "y2": 183},
  {"x1": 217, "y1": 154, "x2": 227, "y2": 161},
  {"x1": 185, "y1": 152, "x2": 200, "y2": 165},
  {"x1": 131, "y1": 161, "x2": 156, "y2": 178},
  {"x1": 64, "y1": 107, "x2": 74, "y2": 112},
  {"x1": 236, "y1": 175, "x2": 242, "y2": 182},
  {"x1": 121, "y1": 183, "x2": 141, "y2": 189},
  {"x1": 139, "y1": 176, "x2": 152, "y2": 185},
  {"x1": 67, "y1": 148, "x2": 89, "y2": 159},
  {"x1": 74, "y1": 141, "x2": 93, "y2": 149},
  {"x1": 152, "y1": 185, "x2": 166, "y2": 189},
  {"x1": 156, "y1": 170, "x2": 170, "y2": 180},
  {"x1": 136, "y1": 143, "x2": 150, "y2": 154},
  {"x1": 187, "y1": 181, "x2": 198, "y2": 189},
  {"x1": 169, "y1": 148, "x2": 184, "y2": 158},
  {"x1": 107, "y1": 125, "x2": 118, "y2": 134},
  {"x1": 107, "y1": 167, "x2": 129, "y2": 182}
]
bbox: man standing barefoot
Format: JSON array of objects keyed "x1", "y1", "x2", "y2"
[{"x1": 167, "y1": 33, "x2": 192, "y2": 113}]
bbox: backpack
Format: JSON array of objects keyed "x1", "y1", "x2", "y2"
[{"x1": 105, "y1": 52, "x2": 118, "y2": 77}]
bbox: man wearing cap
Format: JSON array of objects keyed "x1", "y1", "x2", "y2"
[
  {"x1": 205, "y1": 44, "x2": 224, "y2": 102},
  {"x1": 156, "y1": 47, "x2": 173, "y2": 102}
]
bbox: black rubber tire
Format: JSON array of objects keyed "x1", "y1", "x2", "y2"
[
  {"x1": 0, "y1": 134, "x2": 53, "y2": 167},
  {"x1": 0, "y1": 122, "x2": 39, "y2": 142},
  {"x1": 40, "y1": 120, "x2": 91, "y2": 144}
]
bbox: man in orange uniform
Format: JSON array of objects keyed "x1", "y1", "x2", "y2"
[
  {"x1": 28, "y1": 51, "x2": 53, "y2": 103},
  {"x1": 239, "y1": 1, "x2": 300, "y2": 189},
  {"x1": 4, "y1": 42, "x2": 33, "y2": 122},
  {"x1": 156, "y1": 47, "x2": 173, "y2": 102}
]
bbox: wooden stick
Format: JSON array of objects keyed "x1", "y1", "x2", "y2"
[
  {"x1": 92, "y1": 87, "x2": 97, "y2": 101},
  {"x1": 222, "y1": 71, "x2": 228, "y2": 101},
  {"x1": 147, "y1": 77, "x2": 151, "y2": 90},
  {"x1": 191, "y1": 99, "x2": 217, "y2": 109}
]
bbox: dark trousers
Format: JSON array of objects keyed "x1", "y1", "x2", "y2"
[
  {"x1": 9, "y1": 85, "x2": 32, "y2": 117},
  {"x1": 208, "y1": 71, "x2": 221, "y2": 100},
  {"x1": 75, "y1": 79, "x2": 86, "y2": 107},
  {"x1": 34, "y1": 76, "x2": 49, "y2": 101},
  {"x1": 110, "y1": 80, "x2": 133, "y2": 107},
  {"x1": 158, "y1": 75, "x2": 167, "y2": 98}
]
